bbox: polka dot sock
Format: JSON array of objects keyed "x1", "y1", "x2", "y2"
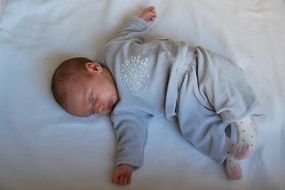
[
  {"x1": 225, "y1": 156, "x2": 242, "y2": 180},
  {"x1": 223, "y1": 138, "x2": 242, "y2": 180},
  {"x1": 232, "y1": 117, "x2": 257, "y2": 160}
]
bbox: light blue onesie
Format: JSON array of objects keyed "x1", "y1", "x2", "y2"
[{"x1": 102, "y1": 17, "x2": 259, "y2": 168}]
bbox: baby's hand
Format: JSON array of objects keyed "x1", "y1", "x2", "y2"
[
  {"x1": 139, "y1": 6, "x2": 157, "y2": 22},
  {"x1": 112, "y1": 164, "x2": 134, "y2": 185}
]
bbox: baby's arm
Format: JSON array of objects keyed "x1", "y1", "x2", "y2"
[
  {"x1": 111, "y1": 111, "x2": 152, "y2": 185},
  {"x1": 107, "y1": 6, "x2": 157, "y2": 42}
]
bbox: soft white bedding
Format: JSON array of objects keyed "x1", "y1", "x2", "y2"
[{"x1": 0, "y1": 0, "x2": 285, "y2": 189}]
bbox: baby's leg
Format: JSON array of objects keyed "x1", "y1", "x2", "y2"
[
  {"x1": 232, "y1": 117, "x2": 257, "y2": 160},
  {"x1": 190, "y1": 47, "x2": 259, "y2": 160},
  {"x1": 177, "y1": 96, "x2": 244, "y2": 180}
]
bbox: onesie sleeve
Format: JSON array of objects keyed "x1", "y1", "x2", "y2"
[
  {"x1": 111, "y1": 111, "x2": 152, "y2": 168},
  {"x1": 108, "y1": 16, "x2": 149, "y2": 43}
]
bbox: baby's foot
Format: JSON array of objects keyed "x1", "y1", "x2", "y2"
[
  {"x1": 224, "y1": 156, "x2": 242, "y2": 180},
  {"x1": 233, "y1": 117, "x2": 257, "y2": 160}
]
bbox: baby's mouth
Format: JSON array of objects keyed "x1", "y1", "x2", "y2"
[{"x1": 101, "y1": 100, "x2": 115, "y2": 114}]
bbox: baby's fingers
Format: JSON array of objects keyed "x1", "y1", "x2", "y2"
[
  {"x1": 145, "y1": 6, "x2": 155, "y2": 12},
  {"x1": 118, "y1": 175, "x2": 131, "y2": 185},
  {"x1": 112, "y1": 175, "x2": 119, "y2": 184},
  {"x1": 118, "y1": 176, "x2": 125, "y2": 185},
  {"x1": 145, "y1": 6, "x2": 156, "y2": 15},
  {"x1": 146, "y1": 12, "x2": 157, "y2": 21}
]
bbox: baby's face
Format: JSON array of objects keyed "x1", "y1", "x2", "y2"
[{"x1": 64, "y1": 63, "x2": 119, "y2": 117}]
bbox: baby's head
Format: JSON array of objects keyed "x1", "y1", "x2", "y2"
[{"x1": 51, "y1": 57, "x2": 119, "y2": 117}]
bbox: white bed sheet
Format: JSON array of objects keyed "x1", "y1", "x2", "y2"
[{"x1": 0, "y1": 0, "x2": 285, "y2": 189}]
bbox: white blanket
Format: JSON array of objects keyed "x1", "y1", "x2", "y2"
[{"x1": 0, "y1": 0, "x2": 285, "y2": 189}]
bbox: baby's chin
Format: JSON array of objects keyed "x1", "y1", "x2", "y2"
[{"x1": 99, "y1": 110, "x2": 111, "y2": 115}]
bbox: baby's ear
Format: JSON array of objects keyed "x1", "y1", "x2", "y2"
[{"x1": 85, "y1": 62, "x2": 103, "y2": 73}]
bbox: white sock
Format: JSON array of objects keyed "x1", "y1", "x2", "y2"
[
  {"x1": 225, "y1": 156, "x2": 242, "y2": 180},
  {"x1": 223, "y1": 137, "x2": 242, "y2": 180},
  {"x1": 233, "y1": 117, "x2": 256, "y2": 159}
]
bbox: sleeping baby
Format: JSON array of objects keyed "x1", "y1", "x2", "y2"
[{"x1": 51, "y1": 6, "x2": 259, "y2": 185}]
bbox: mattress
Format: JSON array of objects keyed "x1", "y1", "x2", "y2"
[{"x1": 0, "y1": 0, "x2": 285, "y2": 189}]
